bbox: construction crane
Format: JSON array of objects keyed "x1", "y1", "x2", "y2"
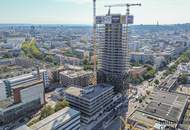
[
  {"x1": 91, "y1": 2, "x2": 141, "y2": 86},
  {"x1": 104, "y1": 3, "x2": 141, "y2": 16},
  {"x1": 104, "y1": 3, "x2": 141, "y2": 72},
  {"x1": 104, "y1": 3, "x2": 143, "y2": 130},
  {"x1": 92, "y1": 0, "x2": 97, "y2": 85}
]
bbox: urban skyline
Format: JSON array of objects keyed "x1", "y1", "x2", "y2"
[
  {"x1": 0, "y1": 0, "x2": 190, "y2": 130},
  {"x1": 0, "y1": 0, "x2": 190, "y2": 25}
]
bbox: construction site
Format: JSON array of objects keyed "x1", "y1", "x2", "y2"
[
  {"x1": 90, "y1": 1, "x2": 190, "y2": 130},
  {"x1": 91, "y1": 1, "x2": 142, "y2": 130},
  {"x1": 59, "y1": 70, "x2": 94, "y2": 87},
  {"x1": 96, "y1": 3, "x2": 141, "y2": 95}
]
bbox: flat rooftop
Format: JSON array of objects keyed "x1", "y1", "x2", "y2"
[
  {"x1": 129, "y1": 90, "x2": 188, "y2": 127},
  {"x1": 65, "y1": 84, "x2": 113, "y2": 100},
  {"x1": 130, "y1": 52, "x2": 170, "y2": 56},
  {"x1": 30, "y1": 107, "x2": 80, "y2": 130},
  {"x1": 59, "y1": 70, "x2": 93, "y2": 78},
  {"x1": 5, "y1": 69, "x2": 46, "y2": 83},
  {"x1": 12, "y1": 80, "x2": 43, "y2": 89},
  {"x1": 6, "y1": 74, "x2": 34, "y2": 83},
  {"x1": 146, "y1": 90, "x2": 187, "y2": 122},
  {"x1": 158, "y1": 75, "x2": 177, "y2": 91}
]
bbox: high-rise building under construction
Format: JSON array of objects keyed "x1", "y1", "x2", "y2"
[{"x1": 96, "y1": 14, "x2": 131, "y2": 94}]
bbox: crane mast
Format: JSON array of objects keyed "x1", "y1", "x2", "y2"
[{"x1": 92, "y1": 0, "x2": 97, "y2": 85}]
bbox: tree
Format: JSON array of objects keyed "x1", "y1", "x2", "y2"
[
  {"x1": 178, "y1": 74, "x2": 188, "y2": 84},
  {"x1": 146, "y1": 90, "x2": 151, "y2": 95},
  {"x1": 154, "y1": 79, "x2": 160, "y2": 85},
  {"x1": 3, "y1": 54, "x2": 12, "y2": 58},
  {"x1": 40, "y1": 105, "x2": 54, "y2": 120},
  {"x1": 21, "y1": 38, "x2": 43, "y2": 60},
  {"x1": 83, "y1": 59, "x2": 89, "y2": 65},
  {"x1": 54, "y1": 100, "x2": 69, "y2": 112},
  {"x1": 83, "y1": 59, "x2": 93, "y2": 70},
  {"x1": 143, "y1": 65, "x2": 156, "y2": 80},
  {"x1": 144, "y1": 69, "x2": 156, "y2": 80},
  {"x1": 44, "y1": 55, "x2": 53, "y2": 63}
]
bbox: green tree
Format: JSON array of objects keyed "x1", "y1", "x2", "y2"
[
  {"x1": 40, "y1": 105, "x2": 54, "y2": 120},
  {"x1": 54, "y1": 100, "x2": 69, "y2": 112},
  {"x1": 83, "y1": 59, "x2": 89, "y2": 65},
  {"x1": 139, "y1": 99, "x2": 142, "y2": 103},
  {"x1": 3, "y1": 54, "x2": 12, "y2": 58},
  {"x1": 178, "y1": 74, "x2": 188, "y2": 84},
  {"x1": 44, "y1": 55, "x2": 53, "y2": 63},
  {"x1": 21, "y1": 38, "x2": 43, "y2": 60},
  {"x1": 83, "y1": 59, "x2": 93, "y2": 70},
  {"x1": 154, "y1": 79, "x2": 160, "y2": 85},
  {"x1": 144, "y1": 69, "x2": 156, "y2": 80}
]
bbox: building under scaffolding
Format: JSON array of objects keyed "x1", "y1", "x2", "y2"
[{"x1": 96, "y1": 14, "x2": 130, "y2": 94}]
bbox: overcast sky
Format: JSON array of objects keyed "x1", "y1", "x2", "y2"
[{"x1": 0, "y1": 0, "x2": 189, "y2": 25}]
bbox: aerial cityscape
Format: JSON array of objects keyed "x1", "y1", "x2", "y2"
[{"x1": 0, "y1": 0, "x2": 190, "y2": 130}]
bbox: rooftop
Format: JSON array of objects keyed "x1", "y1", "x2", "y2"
[
  {"x1": 159, "y1": 75, "x2": 178, "y2": 91},
  {"x1": 30, "y1": 107, "x2": 80, "y2": 130},
  {"x1": 130, "y1": 52, "x2": 171, "y2": 56},
  {"x1": 4, "y1": 69, "x2": 46, "y2": 84},
  {"x1": 145, "y1": 90, "x2": 187, "y2": 122},
  {"x1": 65, "y1": 84, "x2": 113, "y2": 100},
  {"x1": 59, "y1": 70, "x2": 93, "y2": 78},
  {"x1": 6, "y1": 74, "x2": 34, "y2": 84},
  {"x1": 12, "y1": 80, "x2": 43, "y2": 89},
  {"x1": 129, "y1": 90, "x2": 188, "y2": 127}
]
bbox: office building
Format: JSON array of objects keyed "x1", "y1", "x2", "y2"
[
  {"x1": 0, "y1": 80, "x2": 44, "y2": 124},
  {"x1": 0, "y1": 80, "x2": 6, "y2": 101},
  {"x1": 32, "y1": 69, "x2": 49, "y2": 88},
  {"x1": 3, "y1": 74, "x2": 37, "y2": 98},
  {"x1": 130, "y1": 52, "x2": 154, "y2": 64},
  {"x1": 96, "y1": 14, "x2": 130, "y2": 94},
  {"x1": 64, "y1": 84, "x2": 114, "y2": 124},
  {"x1": 1, "y1": 69, "x2": 49, "y2": 99},
  {"x1": 16, "y1": 107, "x2": 80, "y2": 130}
]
